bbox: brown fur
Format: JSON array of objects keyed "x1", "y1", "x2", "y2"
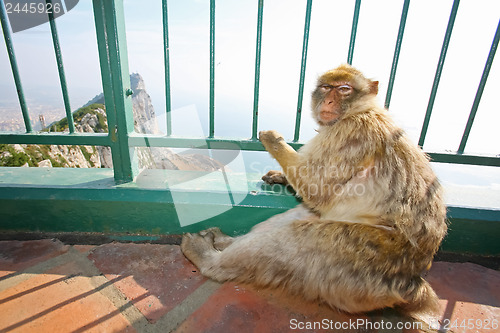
[{"x1": 181, "y1": 64, "x2": 447, "y2": 316}]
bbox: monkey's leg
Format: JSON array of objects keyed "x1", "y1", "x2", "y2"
[
  {"x1": 181, "y1": 232, "x2": 218, "y2": 269},
  {"x1": 184, "y1": 205, "x2": 313, "y2": 262},
  {"x1": 182, "y1": 205, "x2": 318, "y2": 284}
]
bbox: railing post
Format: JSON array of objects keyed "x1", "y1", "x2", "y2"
[
  {"x1": 209, "y1": 0, "x2": 216, "y2": 138},
  {"x1": 46, "y1": 0, "x2": 75, "y2": 133},
  {"x1": 93, "y1": 0, "x2": 138, "y2": 183},
  {"x1": 385, "y1": 0, "x2": 410, "y2": 110},
  {"x1": 293, "y1": 0, "x2": 313, "y2": 143},
  {"x1": 347, "y1": 0, "x2": 361, "y2": 65},
  {"x1": 458, "y1": 19, "x2": 500, "y2": 154},
  {"x1": 418, "y1": 0, "x2": 460, "y2": 147},
  {"x1": 251, "y1": 0, "x2": 264, "y2": 140},
  {"x1": 0, "y1": 0, "x2": 32, "y2": 133},
  {"x1": 162, "y1": 0, "x2": 172, "y2": 136}
]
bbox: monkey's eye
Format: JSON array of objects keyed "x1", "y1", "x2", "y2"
[
  {"x1": 336, "y1": 85, "x2": 353, "y2": 94},
  {"x1": 319, "y1": 84, "x2": 333, "y2": 91}
]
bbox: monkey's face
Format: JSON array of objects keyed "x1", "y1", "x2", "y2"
[
  {"x1": 312, "y1": 82, "x2": 356, "y2": 125},
  {"x1": 311, "y1": 64, "x2": 379, "y2": 126}
]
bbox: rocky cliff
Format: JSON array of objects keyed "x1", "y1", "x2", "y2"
[
  {"x1": 0, "y1": 74, "x2": 225, "y2": 172},
  {"x1": 84, "y1": 73, "x2": 160, "y2": 135}
]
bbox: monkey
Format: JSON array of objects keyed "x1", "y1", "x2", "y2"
[{"x1": 181, "y1": 64, "x2": 447, "y2": 316}]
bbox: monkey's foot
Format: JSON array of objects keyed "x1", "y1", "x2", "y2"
[
  {"x1": 181, "y1": 232, "x2": 216, "y2": 268},
  {"x1": 199, "y1": 227, "x2": 234, "y2": 251},
  {"x1": 262, "y1": 170, "x2": 288, "y2": 185},
  {"x1": 259, "y1": 130, "x2": 285, "y2": 152}
]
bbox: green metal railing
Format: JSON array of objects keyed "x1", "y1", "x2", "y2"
[
  {"x1": 0, "y1": 0, "x2": 31, "y2": 132},
  {"x1": 1, "y1": 0, "x2": 499, "y2": 185},
  {"x1": 251, "y1": 0, "x2": 264, "y2": 141},
  {"x1": 385, "y1": 0, "x2": 410, "y2": 109},
  {"x1": 162, "y1": 0, "x2": 172, "y2": 137},
  {"x1": 418, "y1": 0, "x2": 460, "y2": 148}
]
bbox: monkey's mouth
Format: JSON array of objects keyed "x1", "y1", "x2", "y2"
[{"x1": 320, "y1": 111, "x2": 339, "y2": 123}]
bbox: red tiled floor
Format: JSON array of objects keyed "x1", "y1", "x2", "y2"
[
  {"x1": 0, "y1": 239, "x2": 499, "y2": 333},
  {"x1": 0, "y1": 239, "x2": 69, "y2": 279},
  {"x1": 426, "y1": 262, "x2": 500, "y2": 333},
  {"x1": 176, "y1": 282, "x2": 375, "y2": 333},
  {"x1": 88, "y1": 242, "x2": 206, "y2": 323},
  {"x1": 72, "y1": 245, "x2": 97, "y2": 254},
  {"x1": 0, "y1": 259, "x2": 135, "y2": 333}
]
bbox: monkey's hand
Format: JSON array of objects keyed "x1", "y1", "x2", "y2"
[
  {"x1": 262, "y1": 170, "x2": 289, "y2": 186},
  {"x1": 259, "y1": 130, "x2": 286, "y2": 153}
]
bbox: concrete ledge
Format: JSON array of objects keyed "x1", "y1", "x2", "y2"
[{"x1": 1, "y1": 167, "x2": 499, "y2": 255}]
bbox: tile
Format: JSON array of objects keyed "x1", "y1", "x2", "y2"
[
  {"x1": 72, "y1": 245, "x2": 97, "y2": 254},
  {"x1": 176, "y1": 282, "x2": 373, "y2": 333},
  {"x1": 88, "y1": 243, "x2": 206, "y2": 323},
  {"x1": 0, "y1": 260, "x2": 135, "y2": 333},
  {"x1": 0, "y1": 239, "x2": 69, "y2": 279},
  {"x1": 427, "y1": 261, "x2": 500, "y2": 333}
]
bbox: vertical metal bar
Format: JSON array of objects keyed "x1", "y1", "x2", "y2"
[
  {"x1": 0, "y1": 0, "x2": 32, "y2": 132},
  {"x1": 418, "y1": 0, "x2": 460, "y2": 147},
  {"x1": 251, "y1": 0, "x2": 264, "y2": 140},
  {"x1": 162, "y1": 0, "x2": 172, "y2": 136},
  {"x1": 458, "y1": 19, "x2": 500, "y2": 154},
  {"x1": 293, "y1": 0, "x2": 313, "y2": 142},
  {"x1": 209, "y1": 0, "x2": 215, "y2": 138},
  {"x1": 93, "y1": 0, "x2": 137, "y2": 183},
  {"x1": 46, "y1": 0, "x2": 75, "y2": 133},
  {"x1": 347, "y1": 0, "x2": 361, "y2": 65},
  {"x1": 385, "y1": 0, "x2": 410, "y2": 110}
]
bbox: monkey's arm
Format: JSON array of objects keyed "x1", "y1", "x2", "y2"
[{"x1": 259, "y1": 130, "x2": 299, "y2": 186}]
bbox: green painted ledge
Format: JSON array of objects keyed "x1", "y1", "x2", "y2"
[
  {"x1": 0, "y1": 167, "x2": 297, "y2": 236},
  {"x1": 0, "y1": 167, "x2": 499, "y2": 255}
]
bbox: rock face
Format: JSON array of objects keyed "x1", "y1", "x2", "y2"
[
  {"x1": 0, "y1": 74, "x2": 225, "y2": 172},
  {"x1": 130, "y1": 73, "x2": 160, "y2": 135},
  {"x1": 83, "y1": 73, "x2": 159, "y2": 135}
]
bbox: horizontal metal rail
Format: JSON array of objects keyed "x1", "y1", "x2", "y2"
[
  {"x1": 127, "y1": 134, "x2": 500, "y2": 167},
  {"x1": 3, "y1": 129, "x2": 497, "y2": 168}
]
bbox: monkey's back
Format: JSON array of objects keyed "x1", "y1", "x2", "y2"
[{"x1": 296, "y1": 101, "x2": 447, "y2": 267}]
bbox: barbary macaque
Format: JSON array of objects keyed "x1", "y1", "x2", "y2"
[{"x1": 181, "y1": 64, "x2": 447, "y2": 315}]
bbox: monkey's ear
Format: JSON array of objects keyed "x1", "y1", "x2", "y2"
[{"x1": 369, "y1": 81, "x2": 379, "y2": 95}]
